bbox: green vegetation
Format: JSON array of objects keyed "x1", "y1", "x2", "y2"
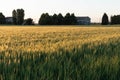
[
  {"x1": 0, "y1": 26, "x2": 120, "y2": 80},
  {"x1": 102, "y1": 13, "x2": 109, "y2": 25},
  {"x1": 38, "y1": 13, "x2": 77, "y2": 25}
]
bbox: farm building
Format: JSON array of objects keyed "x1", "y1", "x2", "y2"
[
  {"x1": 76, "y1": 17, "x2": 91, "y2": 25},
  {"x1": 5, "y1": 17, "x2": 13, "y2": 24}
]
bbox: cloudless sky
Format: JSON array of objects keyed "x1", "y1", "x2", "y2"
[{"x1": 0, "y1": 0, "x2": 120, "y2": 23}]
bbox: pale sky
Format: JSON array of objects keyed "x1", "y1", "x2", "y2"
[{"x1": 0, "y1": 0, "x2": 120, "y2": 23}]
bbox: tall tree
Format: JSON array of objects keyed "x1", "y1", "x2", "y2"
[
  {"x1": 45, "y1": 13, "x2": 51, "y2": 25},
  {"x1": 38, "y1": 13, "x2": 51, "y2": 25},
  {"x1": 57, "y1": 13, "x2": 64, "y2": 25},
  {"x1": 12, "y1": 10, "x2": 17, "y2": 24},
  {"x1": 70, "y1": 13, "x2": 77, "y2": 25},
  {"x1": 64, "y1": 13, "x2": 71, "y2": 25},
  {"x1": 102, "y1": 13, "x2": 109, "y2": 25},
  {"x1": 16, "y1": 9, "x2": 25, "y2": 25},
  {"x1": 38, "y1": 13, "x2": 45, "y2": 25},
  {"x1": 52, "y1": 14, "x2": 58, "y2": 25},
  {"x1": 0, "y1": 13, "x2": 6, "y2": 24}
]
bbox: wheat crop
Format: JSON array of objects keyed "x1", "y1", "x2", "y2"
[{"x1": 0, "y1": 26, "x2": 120, "y2": 80}]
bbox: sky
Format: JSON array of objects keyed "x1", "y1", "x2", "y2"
[{"x1": 0, "y1": 0, "x2": 120, "y2": 23}]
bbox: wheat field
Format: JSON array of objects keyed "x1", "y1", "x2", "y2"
[{"x1": 0, "y1": 26, "x2": 120, "y2": 80}]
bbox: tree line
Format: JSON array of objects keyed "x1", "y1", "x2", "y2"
[
  {"x1": 0, "y1": 9, "x2": 34, "y2": 25},
  {"x1": 0, "y1": 8, "x2": 120, "y2": 25},
  {"x1": 38, "y1": 13, "x2": 77, "y2": 25},
  {"x1": 102, "y1": 13, "x2": 120, "y2": 25},
  {"x1": 0, "y1": 9, "x2": 77, "y2": 25}
]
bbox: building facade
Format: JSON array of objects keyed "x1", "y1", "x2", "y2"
[
  {"x1": 5, "y1": 17, "x2": 13, "y2": 24},
  {"x1": 76, "y1": 17, "x2": 91, "y2": 25}
]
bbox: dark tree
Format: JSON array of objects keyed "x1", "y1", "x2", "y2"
[
  {"x1": 16, "y1": 9, "x2": 25, "y2": 25},
  {"x1": 57, "y1": 13, "x2": 64, "y2": 25},
  {"x1": 70, "y1": 13, "x2": 77, "y2": 25},
  {"x1": 52, "y1": 14, "x2": 58, "y2": 25},
  {"x1": 64, "y1": 13, "x2": 71, "y2": 25},
  {"x1": 38, "y1": 13, "x2": 51, "y2": 25},
  {"x1": 23, "y1": 18, "x2": 34, "y2": 25},
  {"x1": 111, "y1": 15, "x2": 120, "y2": 24},
  {"x1": 39, "y1": 13, "x2": 77, "y2": 25},
  {"x1": 12, "y1": 10, "x2": 17, "y2": 24},
  {"x1": 38, "y1": 13, "x2": 45, "y2": 25},
  {"x1": 0, "y1": 13, "x2": 6, "y2": 24},
  {"x1": 44, "y1": 13, "x2": 51, "y2": 25},
  {"x1": 102, "y1": 13, "x2": 109, "y2": 25}
]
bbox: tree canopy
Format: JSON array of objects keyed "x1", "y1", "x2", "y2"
[
  {"x1": 111, "y1": 15, "x2": 120, "y2": 24},
  {"x1": 23, "y1": 18, "x2": 34, "y2": 25},
  {"x1": 12, "y1": 10, "x2": 17, "y2": 24},
  {"x1": 0, "y1": 13, "x2": 6, "y2": 24},
  {"x1": 102, "y1": 13, "x2": 109, "y2": 25},
  {"x1": 38, "y1": 13, "x2": 77, "y2": 25},
  {"x1": 16, "y1": 9, "x2": 25, "y2": 25},
  {"x1": 12, "y1": 9, "x2": 25, "y2": 25}
]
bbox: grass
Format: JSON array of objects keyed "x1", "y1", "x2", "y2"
[{"x1": 0, "y1": 26, "x2": 120, "y2": 80}]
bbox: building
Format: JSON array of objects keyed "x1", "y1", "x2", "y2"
[
  {"x1": 76, "y1": 17, "x2": 91, "y2": 25},
  {"x1": 5, "y1": 17, "x2": 13, "y2": 24}
]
